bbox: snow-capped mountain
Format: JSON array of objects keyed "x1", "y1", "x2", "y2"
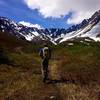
[
  {"x1": 0, "y1": 10, "x2": 100, "y2": 45},
  {"x1": 0, "y1": 17, "x2": 57, "y2": 45},
  {"x1": 57, "y1": 10, "x2": 100, "y2": 43}
]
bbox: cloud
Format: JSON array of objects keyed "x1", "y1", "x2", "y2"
[
  {"x1": 24, "y1": 0, "x2": 100, "y2": 24},
  {"x1": 19, "y1": 21, "x2": 43, "y2": 29},
  {"x1": 67, "y1": 12, "x2": 93, "y2": 24}
]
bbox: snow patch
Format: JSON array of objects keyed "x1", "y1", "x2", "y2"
[{"x1": 19, "y1": 21, "x2": 43, "y2": 29}]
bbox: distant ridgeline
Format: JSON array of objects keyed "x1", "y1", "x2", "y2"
[{"x1": 0, "y1": 10, "x2": 100, "y2": 45}]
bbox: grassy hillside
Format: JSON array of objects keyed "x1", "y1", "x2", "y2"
[
  {"x1": 53, "y1": 42, "x2": 100, "y2": 83},
  {"x1": 50, "y1": 42, "x2": 100, "y2": 100},
  {"x1": 0, "y1": 32, "x2": 100, "y2": 100}
]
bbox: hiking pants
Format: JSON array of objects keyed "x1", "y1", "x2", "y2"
[{"x1": 41, "y1": 58, "x2": 49, "y2": 80}]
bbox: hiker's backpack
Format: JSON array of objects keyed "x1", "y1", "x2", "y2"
[{"x1": 42, "y1": 47, "x2": 50, "y2": 59}]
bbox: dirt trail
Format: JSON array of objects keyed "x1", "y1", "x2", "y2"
[{"x1": 49, "y1": 60, "x2": 61, "y2": 80}]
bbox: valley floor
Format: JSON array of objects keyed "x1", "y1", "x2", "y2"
[
  {"x1": 0, "y1": 59, "x2": 100, "y2": 100},
  {"x1": 0, "y1": 42, "x2": 100, "y2": 100}
]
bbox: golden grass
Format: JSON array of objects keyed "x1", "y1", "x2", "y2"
[{"x1": 0, "y1": 40, "x2": 100, "y2": 100}]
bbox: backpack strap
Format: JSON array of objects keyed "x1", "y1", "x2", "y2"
[{"x1": 43, "y1": 47, "x2": 49, "y2": 59}]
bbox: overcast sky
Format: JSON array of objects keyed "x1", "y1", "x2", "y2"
[{"x1": 0, "y1": 0, "x2": 100, "y2": 28}]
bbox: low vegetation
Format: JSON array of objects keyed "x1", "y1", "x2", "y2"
[{"x1": 0, "y1": 32, "x2": 100, "y2": 100}]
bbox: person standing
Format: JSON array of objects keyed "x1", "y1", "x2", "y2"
[{"x1": 39, "y1": 44, "x2": 51, "y2": 83}]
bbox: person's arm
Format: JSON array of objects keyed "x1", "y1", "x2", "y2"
[{"x1": 49, "y1": 48, "x2": 51, "y2": 59}]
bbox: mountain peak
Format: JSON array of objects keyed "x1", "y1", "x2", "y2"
[
  {"x1": 90, "y1": 10, "x2": 100, "y2": 24},
  {"x1": 0, "y1": 10, "x2": 100, "y2": 44}
]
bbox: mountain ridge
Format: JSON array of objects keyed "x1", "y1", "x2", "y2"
[{"x1": 0, "y1": 10, "x2": 100, "y2": 45}]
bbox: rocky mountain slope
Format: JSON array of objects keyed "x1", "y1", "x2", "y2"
[{"x1": 0, "y1": 10, "x2": 100, "y2": 44}]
